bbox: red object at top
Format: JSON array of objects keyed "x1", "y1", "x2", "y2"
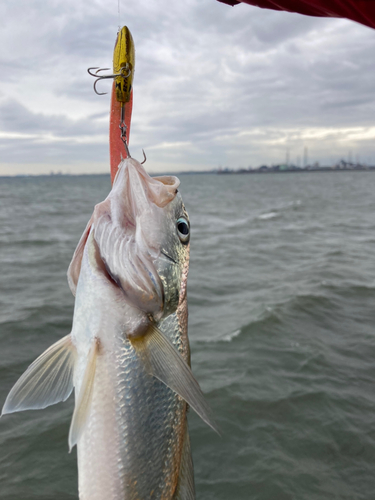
[{"x1": 217, "y1": 0, "x2": 375, "y2": 30}]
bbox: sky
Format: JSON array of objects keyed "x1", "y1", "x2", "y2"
[{"x1": 1, "y1": 0, "x2": 375, "y2": 175}]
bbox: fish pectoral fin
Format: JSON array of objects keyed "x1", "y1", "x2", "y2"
[
  {"x1": 68, "y1": 339, "x2": 99, "y2": 451},
  {"x1": 173, "y1": 425, "x2": 195, "y2": 500},
  {"x1": 134, "y1": 325, "x2": 219, "y2": 434},
  {"x1": 1, "y1": 334, "x2": 76, "y2": 416}
]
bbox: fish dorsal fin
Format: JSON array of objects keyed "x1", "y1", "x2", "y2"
[
  {"x1": 68, "y1": 339, "x2": 99, "y2": 450},
  {"x1": 134, "y1": 326, "x2": 218, "y2": 434},
  {"x1": 173, "y1": 425, "x2": 195, "y2": 500},
  {"x1": 2, "y1": 335, "x2": 76, "y2": 416}
]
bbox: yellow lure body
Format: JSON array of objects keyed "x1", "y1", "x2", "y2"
[{"x1": 113, "y1": 26, "x2": 135, "y2": 103}]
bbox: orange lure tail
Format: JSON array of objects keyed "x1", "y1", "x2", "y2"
[{"x1": 109, "y1": 27, "x2": 135, "y2": 184}]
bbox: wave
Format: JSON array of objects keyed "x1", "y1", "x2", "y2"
[
  {"x1": 216, "y1": 329, "x2": 242, "y2": 342},
  {"x1": 196, "y1": 287, "x2": 363, "y2": 346},
  {"x1": 257, "y1": 212, "x2": 278, "y2": 220},
  {"x1": 196, "y1": 307, "x2": 283, "y2": 344},
  {"x1": 256, "y1": 199, "x2": 302, "y2": 221}
]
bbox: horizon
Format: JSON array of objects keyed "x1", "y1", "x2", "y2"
[{"x1": 2, "y1": 157, "x2": 374, "y2": 179}]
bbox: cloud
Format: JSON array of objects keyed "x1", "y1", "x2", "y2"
[{"x1": 1, "y1": 0, "x2": 375, "y2": 174}]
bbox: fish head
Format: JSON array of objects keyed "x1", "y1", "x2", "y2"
[
  {"x1": 69, "y1": 157, "x2": 190, "y2": 335},
  {"x1": 100, "y1": 157, "x2": 190, "y2": 326},
  {"x1": 152, "y1": 187, "x2": 190, "y2": 318}
]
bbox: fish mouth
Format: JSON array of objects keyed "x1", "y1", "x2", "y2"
[
  {"x1": 160, "y1": 250, "x2": 177, "y2": 264},
  {"x1": 84, "y1": 158, "x2": 181, "y2": 316}
]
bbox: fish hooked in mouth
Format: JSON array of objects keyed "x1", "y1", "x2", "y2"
[{"x1": 68, "y1": 158, "x2": 183, "y2": 323}]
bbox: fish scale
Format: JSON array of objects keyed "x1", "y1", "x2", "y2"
[{"x1": 114, "y1": 341, "x2": 186, "y2": 499}]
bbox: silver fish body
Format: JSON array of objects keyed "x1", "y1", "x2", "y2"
[
  {"x1": 2, "y1": 158, "x2": 214, "y2": 500},
  {"x1": 71, "y1": 161, "x2": 191, "y2": 498}
]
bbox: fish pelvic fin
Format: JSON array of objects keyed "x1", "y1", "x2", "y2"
[
  {"x1": 173, "y1": 424, "x2": 195, "y2": 500},
  {"x1": 1, "y1": 334, "x2": 76, "y2": 416},
  {"x1": 133, "y1": 325, "x2": 219, "y2": 434},
  {"x1": 68, "y1": 338, "x2": 99, "y2": 451}
]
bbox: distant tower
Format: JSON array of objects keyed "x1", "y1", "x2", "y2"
[
  {"x1": 303, "y1": 146, "x2": 308, "y2": 167},
  {"x1": 286, "y1": 148, "x2": 290, "y2": 166}
]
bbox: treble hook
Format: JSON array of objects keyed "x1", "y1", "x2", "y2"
[
  {"x1": 87, "y1": 66, "x2": 131, "y2": 96},
  {"x1": 141, "y1": 149, "x2": 147, "y2": 164}
]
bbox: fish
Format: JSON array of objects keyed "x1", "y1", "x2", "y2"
[{"x1": 2, "y1": 157, "x2": 217, "y2": 500}]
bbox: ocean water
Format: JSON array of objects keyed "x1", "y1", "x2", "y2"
[{"x1": 0, "y1": 171, "x2": 375, "y2": 499}]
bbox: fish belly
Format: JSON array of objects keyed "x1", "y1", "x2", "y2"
[{"x1": 77, "y1": 311, "x2": 189, "y2": 500}]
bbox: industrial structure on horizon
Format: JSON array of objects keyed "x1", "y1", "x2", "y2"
[{"x1": 218, "y1": 159, "x2": 375, "y2": 175}]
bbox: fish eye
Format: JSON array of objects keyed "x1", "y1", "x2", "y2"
[{"x1": 176, "y1": 217, "x2": 190, "y2": 244}]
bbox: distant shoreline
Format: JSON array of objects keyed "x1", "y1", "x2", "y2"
[
  {"x1": 1, "y1": 165, "x2": 374, "y2": 179},
  {"x1": 217, "y1": 166, "x2": 375, "y2": 175}
]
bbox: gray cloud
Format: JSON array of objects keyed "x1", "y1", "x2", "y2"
[
  {"x1": 1, "y1": 0, "x2": 375, "y2": 174},
  {"x1": 0, "y1": 99, "x2": 105, "y2": 136},
  {"x1": 0, "y1": 136, "x2": 108, "y2": 164}
]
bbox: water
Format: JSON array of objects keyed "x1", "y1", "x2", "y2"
[{"x1": 1, "y1": 171, "x2": 375, "y2": 499}]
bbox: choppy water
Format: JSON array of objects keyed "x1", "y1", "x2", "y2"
[{"x1": 1, "y1": 171, "x2": 375, "y2": 500}]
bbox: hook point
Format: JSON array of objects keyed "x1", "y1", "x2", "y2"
[{"x1": 141, "y1": 149, "x2": 147, "y2": 164}]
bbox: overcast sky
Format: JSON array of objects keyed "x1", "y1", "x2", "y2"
[{"x1": 1, "y1": 0, "x2": 375, "y2": 175}]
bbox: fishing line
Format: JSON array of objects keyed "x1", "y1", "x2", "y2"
[{"x1": 118, "y1": 0, "x2": 121, "y2": 30}]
